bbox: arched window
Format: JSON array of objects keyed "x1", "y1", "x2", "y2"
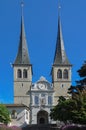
[
  {"x1": 17, "y1": 69, "x2": 22, "y2": 78},
  {"x1": 57, "y1": 69, "x2": 62, "y2": 79},
  {"x1": 63, "y1": 69, "x2": 68, "y2": 79},
  {"x1": 23, "y1": 69, "x2": 27, "y2": 78}
]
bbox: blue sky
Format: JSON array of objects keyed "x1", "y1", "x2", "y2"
[{"x1": 0, "y1": 0, "x2": 86, "y2": 103}]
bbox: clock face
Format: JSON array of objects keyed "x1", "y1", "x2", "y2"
[{"x1": 38, "y1": 83, "x2": 45, "y2": 90}]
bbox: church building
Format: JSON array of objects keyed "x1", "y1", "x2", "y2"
[{"x1": 6, "y1": 2, "x2": 72, "y2": 127}]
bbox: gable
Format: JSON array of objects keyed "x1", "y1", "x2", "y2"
[{"x1": 31, "y1": 76, "x2": 53, "y2": 91}]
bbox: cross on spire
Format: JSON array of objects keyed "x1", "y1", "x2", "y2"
[
  {"x1": 21, "y1": 0, "x2": 24, "y2": 16},
  {"x1": 58, "y1": 0, "x2": 61, "y2": 16}
]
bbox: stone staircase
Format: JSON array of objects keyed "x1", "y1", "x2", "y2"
[{"x1": 22, "y1": 124, "x2": 60, "y2": 130}]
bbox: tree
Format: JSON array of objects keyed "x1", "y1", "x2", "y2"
[
  {"x1": 78, "y1": 61, "x2": 86, "y2": 77},
  {"x1": 68, "y1": 62, "x2": 86, "y2": 96},
  {"x1": 71, "y1": 89, "x2": 86, "y2": 124},
  {"x1": 50, "y1": 91, "x2": 86, "y2": 124},
  {"x1": 50, "y1": 97, "x2": 76, "y2": 122},
  {"x1": 0, "y1": 104, "x2": 10, "y2": 124}
]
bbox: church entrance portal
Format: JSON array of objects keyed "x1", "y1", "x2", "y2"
[{"x1": 37, "y1": 110, "x2": 48, "y2": 124}]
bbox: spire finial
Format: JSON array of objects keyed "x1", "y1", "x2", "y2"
[
  {"x1": 58, "y1": 0, "x2": 61, "y2": 17},
  {"x1": 21, "y1": 0, "x2": 24, "y2": 16}
]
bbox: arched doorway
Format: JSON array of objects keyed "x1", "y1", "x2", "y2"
[
  {"x1": 37, "y1": 110, "x2": 48, "y2": 124},
  {"x1": 40, "y1": 117, "x2": 45, "y2": 124}
]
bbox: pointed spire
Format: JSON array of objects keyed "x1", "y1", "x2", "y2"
[
  {"x1": 14, "y1": 1, "x2": 30, "y2": 65},
  {"x1": 53, "y1": 2, "x2": 71, "y2": 65}
]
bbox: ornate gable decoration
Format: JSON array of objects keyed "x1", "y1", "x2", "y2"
[{"x1": 31, "y1": 76, "x2": 53, "y2": 91}]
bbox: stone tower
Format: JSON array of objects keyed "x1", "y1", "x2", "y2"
[
  {"x1": 13, "y1": 5, "x2": 32, "y2": 107},
  {"x1": 52, "y1": 15, "x2": 72, "y2": 105}
]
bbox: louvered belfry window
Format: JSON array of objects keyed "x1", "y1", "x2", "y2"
[
  {"x1": 17, "y1": 69, "x2": 22, "y2": 78},
  {"x1": 23, "y1": 69, "x2": 27, "y2": 78},
  {"x1": 57, "y1": 69, "x2": 62, "y2": 79},
  {"x1": 63, "y1": 69, "x2": 68, "y2": 79}
]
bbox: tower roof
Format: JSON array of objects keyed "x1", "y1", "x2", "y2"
[
  {"x1": 14, "y1": 6, "x2": 30, "y2": 65},
  {"x1": 53, "y1": 16, "x2": 71, "y2": 65}
]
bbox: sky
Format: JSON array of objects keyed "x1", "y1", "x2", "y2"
[{"x1": 0, "y1": 0, "x2": 86, "y2": 103}]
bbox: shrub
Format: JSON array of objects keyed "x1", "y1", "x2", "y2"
[{"x1": 0, "y1": 125, "x2": 21, "y2": 130}]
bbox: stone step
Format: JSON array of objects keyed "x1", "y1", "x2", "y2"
[{"x1": 22, "y1": 124, "x2": 60, "y2": 130}]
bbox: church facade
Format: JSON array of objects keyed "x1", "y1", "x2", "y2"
[
  {"x1": 7, "y1": 4, "x2": 72, "y2": 127},
  {"x1": 30, "y1": 76, "x2": 54, "y2": 124}
]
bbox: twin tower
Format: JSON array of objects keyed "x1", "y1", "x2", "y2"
[{"x1": 12, "y1": 7, "x2": 72, "y2": 107}]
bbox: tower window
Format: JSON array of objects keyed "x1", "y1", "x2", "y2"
[
  {"x1": 23, "y1": 69, "x2": 27, "y2": 78},
  {"x1": 17, "y1": 69, "x2": 22, "y2": 78},
  {"x1": 57, "y1": 69, "x2": 62, "y2": 79},
  {"x1": 63, "y1": 69, "x2": 68, "y2": 79}
]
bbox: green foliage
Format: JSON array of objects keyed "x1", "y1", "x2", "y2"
[
  {"x1": 68, "y1": 62, "x2": 86, "y2": 95},
  {"x1": 50, "y1": 97, "x2": 76, "y2": 122},
  {"x1": 78, "y1": 61, "x2": 86, "y2": 77},
  {"x1": 0, "y1": 104, "x2": 10, "y2": 124},
  {"x1": 50, "y1": 90, "x2": 86, "y2": 124}
]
